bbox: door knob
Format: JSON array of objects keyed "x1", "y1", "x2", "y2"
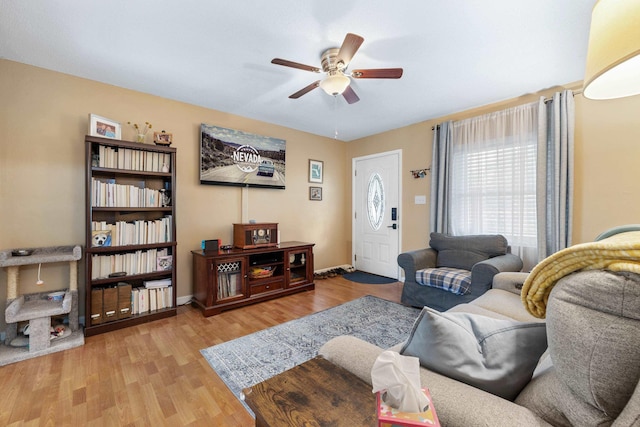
[{"x1": 387, "y1": 224, "x2": 397, "y2": 229}]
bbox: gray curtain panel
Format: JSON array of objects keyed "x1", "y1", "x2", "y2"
[
  {"x1": 536, "y1": 90, "x2": 575, "y2": 260},
  {"x1": 429, "y1": 121, "x2": 453, "y2": 234}
]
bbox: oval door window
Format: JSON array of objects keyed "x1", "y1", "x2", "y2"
[{"x1": 367, "y1": 173, "x2": 385, "y2": 230}]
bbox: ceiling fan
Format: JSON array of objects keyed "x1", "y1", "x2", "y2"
[{"x1": 271, "y1": 33, "x2": 403, "y2": 104}]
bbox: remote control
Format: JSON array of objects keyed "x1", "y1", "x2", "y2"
[{"x1": 108, "y1": 271, "x2": 127, "y2": 278}]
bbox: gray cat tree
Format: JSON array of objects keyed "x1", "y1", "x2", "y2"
[{"x1": 0, "y1": 245, "x2": 84, "y2": 366}]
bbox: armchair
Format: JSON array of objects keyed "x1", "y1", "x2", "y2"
[{"x1": 398, "y1": 233, "x2": 523, "y2": 311}]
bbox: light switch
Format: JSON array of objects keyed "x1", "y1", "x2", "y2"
[{"x1": 414, "y1": 195, "x2": 426, "y2": 204}]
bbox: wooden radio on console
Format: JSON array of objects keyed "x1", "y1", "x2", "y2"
[{"x1": 233, "y1": 223, "x2": 278, "y2": 249}]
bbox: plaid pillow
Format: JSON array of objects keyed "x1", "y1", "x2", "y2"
[{"x1": 415, "y1": 267, "x2": 472, "y2": 295}]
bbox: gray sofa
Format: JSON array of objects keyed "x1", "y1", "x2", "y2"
[
  {"x1": 398, "y1": 233, "x2": 523, "y2": 311},
  {"x1": 319, "y1": 270, "x2": 640, "y2": 426}
]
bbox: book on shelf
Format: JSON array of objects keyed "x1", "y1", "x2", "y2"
[
  {"x1": 376, "y1": 388, "x2": 440, "y2": 427},
  {"x1": 131, "y1": 288, "x2": 139, "y2": 314},
  {"x1": 90, "y1": 248, "x2": 169, "y2": 279},
  {"x1": 95, "y1": 145, "x2": 171, "y2": 173},
  {"x1": 138, "y1": 287, "x2": 149, "y2": 314},
  {"x1": 91, "y1": 178, "x2": 167, "y2": 208},
  {"x1": 144, "y1": 278, "x2": 171, "y2": 288},
  {"x1": 130, "y1": 285, "x2": 173, "y2": 315},
  {"x1": 149, "y1": 288, "x2": 157, "y2": 311},
  {"x1": 92, "y1": 216, "x2": 172, "y2": 246}
]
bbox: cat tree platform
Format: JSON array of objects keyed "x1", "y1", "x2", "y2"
[{"x1": 0, "y1": 245, "x2": 84, "y2": 366}]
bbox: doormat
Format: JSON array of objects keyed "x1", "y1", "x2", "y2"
[{"x1": 343, "y1": 270, "x2": 397, "y2": 284}]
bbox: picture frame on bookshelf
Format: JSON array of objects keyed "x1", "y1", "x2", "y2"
[
  {"x1": 308, "y1": 159, "x2": 323, "y2": 183},
  {"x1": 88, "y1": 114, "x2": 121, "y2": 139},
  {"x1": 157, "y1": 255, "x2": 173, "y2": 271},
  {"x1": 309, "y1": 186, "x2": 322, "y2": 201},
  {"x1": 91, "y1": 229, "x2": 112, "y2": 247},
  {"x1": 153, "y1": 131, "x2": 173, "y2": 146}
]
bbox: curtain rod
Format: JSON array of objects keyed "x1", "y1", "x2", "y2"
[{"x1": 432, "y1": 89, "x2": 583, "y2": 130}]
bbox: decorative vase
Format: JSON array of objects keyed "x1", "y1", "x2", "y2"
[
  {"x1": 136, "y1": 133, "x2": 145, "y2": 143},
  {"x1": 161, "y1": 163, "x2": 169, "y2": 173}
]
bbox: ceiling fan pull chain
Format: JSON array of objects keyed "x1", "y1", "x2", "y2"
[{"x1": 334, "y1": 95, "x2": 340, "y2": 139}]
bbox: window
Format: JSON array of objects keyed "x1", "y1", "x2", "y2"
[
  {"x1": 367, "y1": 173, "x2": 385, "y2": 230},
  {"x1": 449, "y1": 102, "x2": 539, "y2": 268}
]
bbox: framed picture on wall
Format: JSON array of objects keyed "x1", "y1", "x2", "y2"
[
  {"x1": 309, "y1": 186, "x2": 322, "y2": 201},
  {"x1": 308, "y1": 159, "x2": 323, "y2": 183},
  {"x1": 88, "y1": 114, "x2": 121, "y2": 139},
  {"x1": 200, "y1": 124, "x2": 286, "y2": 189}
]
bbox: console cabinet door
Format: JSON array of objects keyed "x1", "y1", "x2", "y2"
[
  {"x1": 213, "y1": 256, "x2": 247, "y2": 303},
  {"x1": 286, "y1": 248, "x2": 313, "y2": 287}
]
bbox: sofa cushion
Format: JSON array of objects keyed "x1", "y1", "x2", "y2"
[
  {"x1": 470, "y1": 289, "x2": 543, "y2": 323},
  {"x1": 429, "y1": 233, "x2": 508, "y2": 271},
  {"x1": 400, "y1": 307, "x2": 547, "y2": 400},
  {"x1": 415, "y1": 267, "x2": 472, "y2": 295}
]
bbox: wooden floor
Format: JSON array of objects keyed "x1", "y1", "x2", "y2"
[{"x1": 0, "y1": 276, "x2": 403, "y2": 426}]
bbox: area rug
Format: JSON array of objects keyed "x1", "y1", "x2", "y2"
[
  {"x1": 343, "y1": 270, "x2": 398, "y2": 284},
  {"x1": 201, "y1": 295, "x2": 420, "y2": 413}
]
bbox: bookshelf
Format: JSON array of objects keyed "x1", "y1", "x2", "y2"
[
  {"x1": 84, "y1": 135, "x2": 177, "y2": 336},
  {"x1": 191, "y1": 242, "x2": 314, "y2": 316}
]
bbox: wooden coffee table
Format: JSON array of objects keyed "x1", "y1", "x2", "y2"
[{"x1": 243, "y1": 356, "x2": 376, "y2": 427}]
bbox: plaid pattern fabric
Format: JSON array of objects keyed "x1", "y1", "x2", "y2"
[{"x1": 415, "y1": 267, "x2": 472, "y2": 295}]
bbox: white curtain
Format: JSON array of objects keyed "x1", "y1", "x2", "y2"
[{"x1": 450, "y1": 103, "x2": 539, "y2": 270}]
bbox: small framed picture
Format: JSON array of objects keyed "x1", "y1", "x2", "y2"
[
  {"x1": 157, "y1": 255, "x2": 173, "y2": 271},
  {"x1": 88, "y1": 114, "x2": 121, "y2": 139},
  {"x1": 153, "y1": 131, "x2": 173, "y2": 146},
  {"x1": 309, "y1": 186, "x2": 322, "y2": 201},
  {"x1": 91, "y1": 229, "x2": 112, "y2": 247},
  {"x1": 309, "y1": 159, "x2": 324, "y2": 183}
]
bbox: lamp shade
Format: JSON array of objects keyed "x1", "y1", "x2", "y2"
[
  {"x1": 319, "y1": 74, "x2": 351, "y2": 96},
  {"x1": 583, "y1": 0, "x2": 640, "y2": 99}
]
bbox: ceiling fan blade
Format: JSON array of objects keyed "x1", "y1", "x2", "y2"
[
  {"x1": 351, "y1": 68, "x2": 404, "y2": 79},
  {"x1": 342, "y1": 85, "x2": 360, "y2": 104},
  {"x1": 289, "y1": 81, "x2": 320, "y2": 99},
  {"x1": 271, "y1": 58, "x2": 321, "y2": 73},
  {"x1": 337, "y1": 33, "x2": 364, "y2": 66}
]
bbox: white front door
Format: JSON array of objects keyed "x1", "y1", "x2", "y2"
[{"x1": 352, "y1": 150, "x2": 401, "y2": 278}]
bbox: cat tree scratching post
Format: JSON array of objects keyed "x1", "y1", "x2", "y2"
[{"x1": 0, "y1": 245, "x2": 84, "y2": 366}]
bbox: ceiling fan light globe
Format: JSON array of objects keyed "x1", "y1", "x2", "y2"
[{"x1": 320, "y1": 74, "x2": 351, "y2": 96}]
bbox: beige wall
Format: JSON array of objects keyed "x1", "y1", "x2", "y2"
[
  {"x1": 348, "y1": 85, "x2": 640, "y2": 255},
  {"x1": 0, "y1": 60, "x2": 348, "y2": 321},
  {"x1": 3, "y1": 58, "x2": 640, "y2": 321}
]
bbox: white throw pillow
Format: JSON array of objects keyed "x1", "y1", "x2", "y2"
[{"x1": 400, "y1": 307, "x2": 547, "y2": 400}]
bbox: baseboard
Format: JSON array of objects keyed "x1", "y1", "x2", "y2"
[
  {"x1": 177, "y1": 295, "x2": 192, "y2": 306},
  {"x1": 314, "y1": 264, "x2": 354, "y2": 274}
]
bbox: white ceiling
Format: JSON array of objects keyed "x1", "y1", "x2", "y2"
[{"x1": 0, "y1": 1, "x2": 596, "y2": 141}]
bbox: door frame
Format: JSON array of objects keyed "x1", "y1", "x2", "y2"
[{"x1": 351, "y1": 149, "x2": 403, "y2": 278}]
